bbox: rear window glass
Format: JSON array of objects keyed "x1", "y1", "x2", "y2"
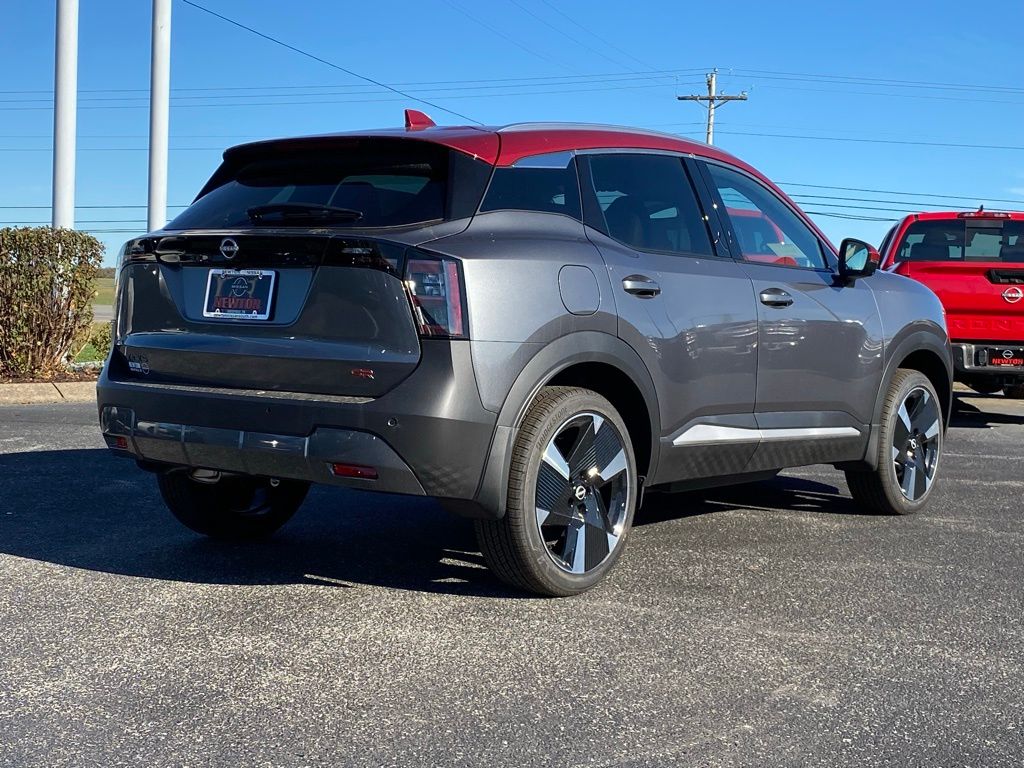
[
  {"x1": 588, "y1": 153, "x2": 713, "y2": 256},
  {"x1": 168, "y1": 141, "x2": 450, "y2": 230},
  {"x1": 895, "y1": 219, "x2": 1024, "y2": 262},
  {"x1": 480, "y1": 154, "x2": 581, "y2": 220}
]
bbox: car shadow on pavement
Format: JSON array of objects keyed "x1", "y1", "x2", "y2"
[
  {"x1": 0, "y1": 448, "x2": 522, "y2": 598},
  {"x1": 951, "y1": 395, "x2": 1024, "y2": 428},
  {"x1": 636, "y1": 474, "x2": 863, "y2": 526},
  {"x1": 1, "y1": 449, "x2": 865, "y2": 595}
]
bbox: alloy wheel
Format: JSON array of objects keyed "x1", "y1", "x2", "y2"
[
  {"x1": 891, "y1": 386, "x2": 941, "y2": 501},
  {"x1": 534, "y1": 412, "x2": 631, "y2": 574}
]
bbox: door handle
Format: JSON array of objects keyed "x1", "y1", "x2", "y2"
[
  {"x1": 622, "y1": 275, "x2": 661, "y2": 298},
  {"x1": 759, "y1": 287, "x2": 793, "y2": 307}
]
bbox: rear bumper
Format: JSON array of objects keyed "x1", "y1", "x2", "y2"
[
  {"x1": 96, "y1": 340, "x2": 504, "y2": 516},
  {"x1": 951, "y1": 342, "x2": 1024, "y2": 381},
  {"x1": 100, "y1": 406, "x2": 427, "y2": 495}
]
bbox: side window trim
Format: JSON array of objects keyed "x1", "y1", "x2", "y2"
[
  {"x1": 577, "y1": 152, "x2": 730, "y2": 261},
  {"x1": 685, "y1": 157, "x2": 739, "y2": 261},
  {"x1": 697, "y1": 158, "x2": 836, "y2": 273}
]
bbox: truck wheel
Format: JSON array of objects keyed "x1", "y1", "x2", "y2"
[
  {"x1": 157, "y1": 470, "x2": 308, "y2": 539},
  {"x1": 475, "y1": 387, "x2": 638, "y2": 596},
  {"x1": 846, "y1": 369, "x2": 943, "y2": 515},
  {"x1": 1004, "y1": 384, "x2": 1024, "y2": 399}
]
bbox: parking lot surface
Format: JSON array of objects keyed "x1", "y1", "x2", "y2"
[{"x1": 1, "y1": 394, "x2": 1022, "y2": 767}]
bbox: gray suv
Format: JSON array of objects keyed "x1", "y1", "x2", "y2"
[{"x1": 98, "y1": 118, "x2": 952, "y2": 595}]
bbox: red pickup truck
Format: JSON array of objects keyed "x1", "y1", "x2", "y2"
[{"x1": 879, "y1": 210, "x2": 1024, "y2": 397}]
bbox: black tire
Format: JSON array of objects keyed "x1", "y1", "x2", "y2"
[
  {"x1": 1004, "y1": 384, "x2": 1024, "y2": 399},
  {"x1": 475, "y1": 386, "x2": 638, "y2": 596},
  {"x1": 845, "y1": 369, "x2": 943, "y2": 515},
  {"x1": 157, "y1": 470, "x2": 309, "y2": 539}
]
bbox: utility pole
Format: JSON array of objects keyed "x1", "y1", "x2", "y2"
[
  {"x1": 52, "y1": 0, "x2": 79, "y2": 229},
  {"x1": 148, "y1": 0, "x2": 172, "y2": 232},
  {"x1": 677, "y1": 70, "x2": 747, "y2": 145}
]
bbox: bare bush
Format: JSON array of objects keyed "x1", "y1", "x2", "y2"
[{"x1": 0, "y1": 227, "x2": 105, "y2": 378}]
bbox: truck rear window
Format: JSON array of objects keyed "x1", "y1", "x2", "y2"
[
  {"x1": 895, "y1": 219, "x2": 1024, "y2": 262},
  {"x1": 168, "y1": 141, "x2": 453, "y2": 230}
]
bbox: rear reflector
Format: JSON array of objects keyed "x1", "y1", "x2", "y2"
[
  {"x1": 329, "y1": 462, "x2": 379, "y2": 480},
  {"x1": 105, "y1": 435, "x2": 130, "y2": 450}
]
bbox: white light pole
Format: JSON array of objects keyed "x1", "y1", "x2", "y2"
[
  {"x1": 148, "y1": 0, "x2": 172, "y2": 232},
  {"x1": 52, "y1": 0, "x2": 79, "y2": 229}
]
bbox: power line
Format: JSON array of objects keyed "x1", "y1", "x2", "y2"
[
  {"x1": 725, "y1": 67, "x2": 1024, "y2": 96},
  {"x1": 535, "y1": 0, "x2": 660, "y2": 73},
  {"x1": 0, "y1": 79, "x2": 708, "y2": 113},
  {"x1": 708, "y1": 128, "x2": 1024, "y2": 151},
  {"x1": 804, "y1": 210, "x2": 898, "y2": 223},
  {"x1": 788, "y1": 192, "x2": 982, "y2": 209},
  {"x1": 0, "y1": 219, "x2": 148, "y2": 225},
  {"x1": 789, "y1": 200, "x2": 968, "y2": 215},
  {"x1": 0, "y1": 68, "x2": 712, "y2": 97},
  {"x1": 654, "y1": 118, "x2": 1009, "y2": 142},
  {"x1": 178, "y1": 0, "x2": 482, "y2": 125},
  {"x1": 0, "y1": 70, "x2": 712, "y2": 102},
  {"x1": 721, "y1": 80, "x2": 1024, "y2": 106},
  {"x1": 441, "y1": 0, "x2": 581, "y2": 74},
  {"x1": 11, "y1": 65, "x2": 1019, "y2": 99},
  {"x1": 0, "y1": 204, "x2": 188, "y2": 210},
  {"x1": 779, "y1": 182, "x2": 1024, "y2": 207},
  {"x1": 0, "y1": 147, "x2": 223, "y2": 152},
  {"x1": 504, "y1": 0, "x2": 644, "y2": 75}
]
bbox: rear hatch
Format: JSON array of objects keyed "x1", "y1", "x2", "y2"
[
  {"x1": 890, "y1": 215, "x2": 1024, "y2": 343},
  {"x1": 111, "y1": 136, "x2": 492, "y2": 397}
]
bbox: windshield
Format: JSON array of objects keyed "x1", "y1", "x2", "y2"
[
  {"x1": 167, "y1": 141, "x2": 451, "y2": 230},
  {"x1": 894, "y1": 219, "x2": 1024, "y2": 262}
]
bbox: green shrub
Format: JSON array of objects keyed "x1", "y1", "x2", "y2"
[
  {"x1": 89, "y1": 322, "x2": 112, "y2": 359},
  {"x1": 0, "y1": 227, "x2": 105, "y2": 378}
]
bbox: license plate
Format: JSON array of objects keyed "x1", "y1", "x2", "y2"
[
  {"x1": 203, "y1": 269, "x2": 276, "y2": 321},
  {"x1": 989, "y1": 348, "x2": 1024, "y2": 367}
]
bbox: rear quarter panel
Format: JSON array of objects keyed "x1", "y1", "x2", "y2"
[{"x1": 424, "y1": 211, "x2": 618, "y2": 412}]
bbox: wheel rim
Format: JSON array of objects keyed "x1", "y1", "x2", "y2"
[
  {"x1": 892, "y1": 386, "x2": 941, "y2": 501},
  {"x1": 534, "y1": 412, "x2": 631, "y2": 575}
]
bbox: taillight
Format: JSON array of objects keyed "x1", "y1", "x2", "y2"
[{"x1": 404, "y1": 251, "x2": 467, "y2": 339}]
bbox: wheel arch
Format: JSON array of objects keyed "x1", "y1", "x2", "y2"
[
  {"x1": 850, "y1": 327, "x2": 953, "y2": 471},
  {"x1": 468, "y1": 331, "x2": 660, "y2": 519}
]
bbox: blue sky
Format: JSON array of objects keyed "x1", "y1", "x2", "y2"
[{"x1": 2, "y1": 0, "x2": 1023, "y2": 265}]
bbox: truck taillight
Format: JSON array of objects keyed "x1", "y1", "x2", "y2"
[{"x1": 404, "y1": 252, "x2": 467, "y2": 339}]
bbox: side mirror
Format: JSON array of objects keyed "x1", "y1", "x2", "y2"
[{"x1": 838, "y1": 238, "x2": 881, "y2": 280}]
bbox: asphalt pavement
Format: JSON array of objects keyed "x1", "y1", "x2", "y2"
[
  {"x1": 1, "y1": 394, "x2": 1022, "y2": 767},
  {"x1": 92, "y1": 304, "x2": 113, "y2": 324}
]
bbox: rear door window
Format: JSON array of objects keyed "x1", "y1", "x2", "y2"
[
  {"x1": 586, "y1": 153, "x2": 714, "y2": 256},
  {"x1": 168, "y1": 140, "x2": 453, "y2": 230},
  {"x1": 704, "y1": 163, "x2": 828, "y2": 269}
]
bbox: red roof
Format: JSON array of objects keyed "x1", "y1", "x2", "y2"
[
  {"x1": 230, "y1": 121, "x2": 759, "y2": 174},
  {"x1": 225, "y1": 118, "x2": 820, "y2": 244}
]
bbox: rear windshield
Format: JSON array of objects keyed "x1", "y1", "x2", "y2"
[
  {"x1": 167, "y1": 140, "x2": 453, "y2": 230},
  {"x1": 895, "y1": 219, "x2": 1024, "y2": 262}
]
